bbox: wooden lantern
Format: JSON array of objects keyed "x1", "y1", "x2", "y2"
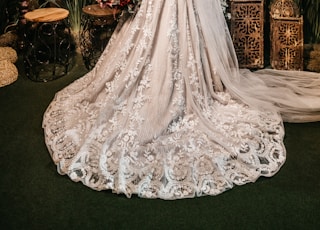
[
  {"x1": 230, "y1": 0, "x2": 265, "y2": 69},
  {"x1": 270, "y1": 0, "x2": 303, "y2": 70}
]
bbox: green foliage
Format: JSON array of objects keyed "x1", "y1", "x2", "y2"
[
  {"x1": 39, "y1": 0, "x2": 91, "y2": 33},
  {"x1": 303, "y1": 0, "x2": 320, "y2": 42},
  {"x1": 62, "y1": 0, "x2": 90, "y2": 33},
  {"x1": 39, "y1": 0, "x2": 61, "y2": 8}
]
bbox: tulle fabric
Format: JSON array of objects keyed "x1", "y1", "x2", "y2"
[
  {"x1": 194, "y1": 0, "x2": 320, "y2": 122},
  {"x1": 43, "y1": 0, "x2": 319, "y2": 199}
]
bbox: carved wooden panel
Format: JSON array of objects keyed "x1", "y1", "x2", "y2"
[
  {"x1": 270, "y1": 0, "x2": 299, "y2": 18},
  {"x1": 270, "y1": 19, "x2": 303, "y2": 70},
  {"x1": 270, "y1": 0, "x2": 303, "y2": 70},
  {"x1": 230, "y1": 0, "x2": 264, "y2": 69}
]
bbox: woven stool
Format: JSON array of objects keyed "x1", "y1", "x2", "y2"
[
  {"x1": 0, "y1": 47, "x2": 18, "y2": 63},
  {"x1": 0, "y1": 60, "x2": 18, "y2": 87}
]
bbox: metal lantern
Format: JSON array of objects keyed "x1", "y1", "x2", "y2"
[
  {"x1": 230, "y1": 0, "x2": 265, "y2": 69},
  {"x1": 270, "y1": 0, "x2": 303, "y2": 70}
]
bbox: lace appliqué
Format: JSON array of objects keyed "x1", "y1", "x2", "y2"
[{"x1": 43, "y1": 0, "x2": 286, "y2": 200}]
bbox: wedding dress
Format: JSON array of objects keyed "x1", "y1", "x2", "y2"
[{"x1": 43, "y1": 0, "x2": 320, "y2": 199}]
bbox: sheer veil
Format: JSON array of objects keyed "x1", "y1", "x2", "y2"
[{"x1": 195, "y1": 0, "x2": 320, "y2": 122}]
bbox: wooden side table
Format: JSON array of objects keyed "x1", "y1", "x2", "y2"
[
  {"x1": 23, "y1": 8, "x2": 73, "y2": 82},
  {"x1": 80, "y1": 4, "x2": 120, "y2": 70}
]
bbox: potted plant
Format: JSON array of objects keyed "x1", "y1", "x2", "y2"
[
  {"x1": 302, "y1": 0, "x2": 320, "y2": 43},
  {"x1": 38, "y1": 0, "x2": 92, "y2": 50},
  {"x1": 300, "y1": 0, "x2": 320, "y2": 72}
]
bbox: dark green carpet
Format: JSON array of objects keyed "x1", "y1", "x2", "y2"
[{"x1": 1, "y1": 54, "x2": 319, "y2": 230}]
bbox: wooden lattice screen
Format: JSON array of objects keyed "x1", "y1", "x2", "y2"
[
  {"x1": 270, "y1": 0, "x2": 303, "y2": 70},
  {"x1": 230, "y1": 0, "x2": 264, "y2": 69}
]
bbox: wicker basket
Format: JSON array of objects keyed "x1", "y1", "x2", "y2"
[
  {"x1": 0, "y1": 59, "x2": 18, "y2": 87},
  {"x1": 304, "y1": 44, "x2": 320, "y2": 73},
  {"x1": 0, "y1": 47, "x2": 18, "y2": 63}
]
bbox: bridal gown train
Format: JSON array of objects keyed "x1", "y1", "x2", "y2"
[{"x1": 43, "y1": 0, "x2": 320, "y2": 199}]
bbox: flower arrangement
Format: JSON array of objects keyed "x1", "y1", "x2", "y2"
[
  {"x1": 96, "y1": 0, "x2": 231, "y2": 16},
  {"x1": 96, "y1": 0, "x2": 141, "y2": 13}
]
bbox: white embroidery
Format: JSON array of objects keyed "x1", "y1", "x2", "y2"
[{"x1": 43, "y1": 0, "x2": 286, "y2": 199}]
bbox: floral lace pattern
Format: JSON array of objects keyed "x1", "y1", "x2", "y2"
[{"x1": 43, "y1": 0, "x2": 286, "y2": 199}]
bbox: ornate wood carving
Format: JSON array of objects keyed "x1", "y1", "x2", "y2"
[
  {"x1": 230, "y1": 0, "x2": 264, "y2": 69},
  {"x1": 270, "y1": 0, "x2": 303, "y2": 70}
]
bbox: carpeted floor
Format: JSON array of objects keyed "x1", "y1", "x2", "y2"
[{"x1": 0, "y1": 54, "x2": 319, "y2": 230}]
